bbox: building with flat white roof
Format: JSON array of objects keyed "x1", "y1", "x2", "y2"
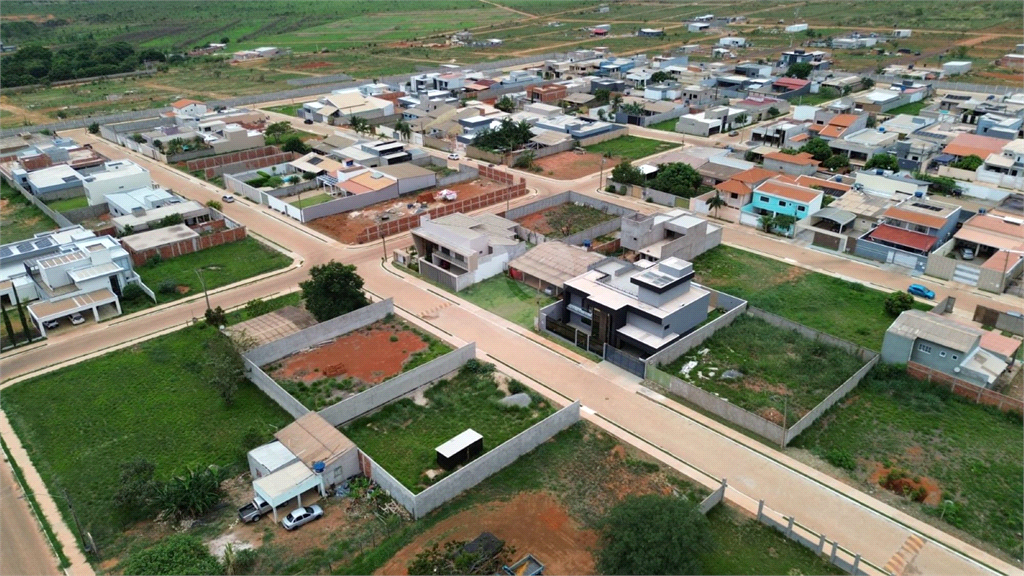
[
  {"x1": 82, "y1": 160, "x2": 152, "y2": 206},
  {"x1": 24, "y1": 164, "x2": 84, "y2": 196}
]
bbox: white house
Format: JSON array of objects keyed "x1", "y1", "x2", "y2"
[
  {"x1": 82, "y1": 160, "x2": 152, "y2": 206},
  {"x1": 785, "y1": 23, "x2": 809, "y2": 33},
  {"x1": 942, "y1": 61, "x2": 973, "y2": 76},
  {"x1": 675, "y1": 106, "x2": 748, "y2": 137},
  {"x1": 718, "y1": 37, "x2": 746, "y2": 48},
  {"x1": 170, "y1": 99, "x2": 208, "y2": 120},
  {"x1": 893, "y1": 29, "x2": 912, "y2": 38}
]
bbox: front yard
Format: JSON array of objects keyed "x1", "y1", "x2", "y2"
[{"x1": 584, "y1": 135, "x2": 679, "y2": 161}]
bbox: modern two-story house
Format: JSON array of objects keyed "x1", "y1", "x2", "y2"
[{"x1": 740, "y1": 178, "x2": 824, "y2": 234}]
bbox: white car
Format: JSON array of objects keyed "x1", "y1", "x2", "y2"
[
  {"x1": 447, "y1": 153, "x2": 460, "y2": 160},
  {"x1": 70, "y1": 313, "x2": 85, "y2": 325},
  {"x1": 281, "y1": 505, "x2": 323, "y2": 530},
  {"x1": 222, "y1": 195, "x2": 235, "y2": 203}
]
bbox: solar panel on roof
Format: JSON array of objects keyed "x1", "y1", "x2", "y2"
[
  {"x1": 0, "y1": 247, "x2": 12, "y2": 259},
  {"x1": 16, "y1": 242, "x2": 34, "y2": 252},
  {"x1": 34, "y1": 238, "x2": 53, "y2": 249}
]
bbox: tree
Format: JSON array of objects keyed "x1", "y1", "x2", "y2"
[
  {"x1": 494, "y1": 95, "x2": 516, "y2": 113},
  {"x1": 11, "y1": 289, "x2": 31, "y2": 344},
  {"x1": 864, "y1": 153, "x2": 898, "y2": 171},
  {"x1": 884, "y1": 291, "x2": 915, "y2": 317},
  {"x1": 865, "y1": 115, "x2": 876, "y2": 128},
  {"x1": 914, "y1": 172, "x2": 962, "y2": 196},
  {"x1": 951, "y1": 154, "x2": 983, "y2": 171},
  {"x1": 596, "y1": 495, "x2": 713, "y2": 575},
  {"x1": 300, "y1": 261, "x2": 369, "y2": 322},
  {"x1": 773, "y1": 214, "x2": 797, "y2": 236},
  {"x1": 767, "y1": 106, "x2": 781, "y2": 118},
  {"x1": 593, "y1": 88, "x2": 611, "y2": 105},
  {"x1": 131, "y1": 133, "x2": 145, "y2": 143},
  {"x1": 758, "y1": 213, "x2": 776, "y2": 233},
  {"x1": 113, "y1": 458, "x2": 160, "y2": 519},
  {"x1": 88, "y1": 122, "x2": 100, "y2": 134},
  {"x1": 620, "y1": 101, "x2": 645, "y2": 116},
  {"x1": 473, "y1": 118, "x2": 534, "y2": 152},
  {"x1": 707, "y1": 192, "x2": 727, "y2": 218},
  {"x1": 862, "y1": 77, "x2": 875, "y2": 89},
  {"x1": 204, "y1": 306, "x2": 227, "y2": 327},
  {"x1": 610, "y1": 94, "x2": 623, "y2": 113},
  {"x1": 733, "y1": 113, "x2": 748, "y2": 127},
  {"x1": 611, "y1": 160, "x2": 644, "y2": 186},
  {"x1": 799, "y1": 137, "x2": 833, "y2": 162},
  {"x1": 512, "y1": 150, "x2": 536, "y2": 170},
  {"x1": 264, "y1": 120, "x2": 292, "y2": 142},
  {"x1": 220, "y1": 36, "x2": 230, "y2": 44},
  {"x1": 158, "y1": 213, "x2": 184, "y2": 228},
  {"x1": 408, "y1": 538, "x2": 516, "y2": 576},
  {"x1": 2, "y1": 305, "x2": 18, "y2": 348},
  {"x1": 349, "y1": 115, "x2": 370, "y2": 135},
  {"x1": 822, "y1": 194, "x2": 836, "y2": 207},
  {"x1": 649, "y1": 70, "x2": 671, "y2": 83},
  {"x1": 822, "y1": 154, "x2": 849, "y2": 171},
  {"x1": 651, "y1": 162, "x2": 703, "y2": 198},
  {"x1": 785, "y1": 62, "x2": 813, "y2": 79},
  {"x1": 393, "y1": 119, "x2": 412, "y2": 141},
  {"x1": 950, "y1": 45, "x2": 969, "y2": 59},
  {"x1": 281, "y1": 134, "x2": 310, "y2": 154},
  {"x1": 121, "y1": 534, "x2": 222, "y2": 576},
  {"x1": 205, "y1": 333, "x2": 245, "y2": 406}
]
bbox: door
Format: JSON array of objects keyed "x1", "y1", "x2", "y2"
[{"x1": 592, "y1": 308, "x2": 612, "y2": 347}]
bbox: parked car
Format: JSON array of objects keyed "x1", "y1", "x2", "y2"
[
  {"x1": 304, "y1": 119, "x2": 314, "y2": 125},
  {"x1": 959, "y1": 247, "x2": 975, "y2": 260},
  {"x1": 42, "y1": 319, "x2": 59, "y2": 330},
  {"x1": 238, "y1": 495, "x2": 273, "y2": 523},
  {"x1": 907, "y1": 284, "x2": 935, "y2": 299},
  {"x1": 70, "y1": 313, "x2": 85, "y2": 325},
  {"x1": 447, "y1": 153, "x2": 460, "y2": 160},
  {"x1": 222, "y1": 194, "x2": 235, "y2": 203},
  {"x1": 282, "y1": 505, "x2": 323, "y2": 530},
  {"x1": 728, "y1": 130, "x2": 739, "y2": 137}
]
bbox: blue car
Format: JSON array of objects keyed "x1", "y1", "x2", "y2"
[{"x1": 907, "y1": 284, "x2": 935, "y2": 299}]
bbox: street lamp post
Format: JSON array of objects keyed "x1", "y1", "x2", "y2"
[
  {"x1": 194, "y1": 269, "x2": 211, "y2": 311},
  {"x1": 599, "y1": 156, "x2": 607, "y2": 191}
]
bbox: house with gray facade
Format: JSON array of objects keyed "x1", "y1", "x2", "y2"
[
  {"x1": 411, "y1": 213, "x2": 527, "y2": 292},
  {"x1": 621, "y1": 210, "x2": 722, "y2": 263}
]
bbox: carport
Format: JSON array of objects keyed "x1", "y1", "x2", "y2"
[
  {"x1": 810, "y1": 207, "x2": 856, "y2": 233},
  {"x1": 252, "y1": 460, "x2": 323, "y2": 522},
  {"x1": 28, "y1": 288, "x2": 120, "y2": 337}
]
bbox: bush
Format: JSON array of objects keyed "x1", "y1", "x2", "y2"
[
  {"x1": 884, "y1": 291, "x2": 915, "y2": 316},
  {"x1": 597, "y1": 495, "x2": 713, "y2": 575},
  {"x1": 121, "y1": 282, "x2": 147, "y2": 304},
  {"x1": 120, "y1": 534, "x2": 222, "y2": 576},
  {"x1": 205, "y1": 200, "x2": 222, "y2": 210},
  {"x1": 158, "y1": 280, "x2": 178, "y2": 295},
  {"x1": 824, "y1": 448, "x2": 857, "y2": 471},
  {"x1": 204, "y1": 306, "x2": 227, "y2": 327},
  {"x1": 605, "y1": 184, "x2": 617, "y2": 193},
  {"x1": 244, "y1": 298, "x2": 272, "y2": 318},
  {"x1": 461, "y1": 358, "x2": 495, "y2": 375},
  {"x1": 154, "y1": 465, "x2": 228, "y2": 520},
  {"x1": 507, "y1": 379, "x2": 528, "y2": 395}
]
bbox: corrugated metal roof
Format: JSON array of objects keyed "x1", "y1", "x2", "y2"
[
  {"x1": 509, "y1": 241, "x2": 604, "y2": 286},
  {"x1": 888, "y1": 310, "x2": 981, "y2": 353},
  {"x1": 275, "y1": 413, "x2": 355, "y2": 467}
]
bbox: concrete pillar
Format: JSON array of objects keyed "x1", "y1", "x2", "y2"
[
  {"x1": 272, "y1": 505, "x2": 278, "y2": 522},
  {"x1": 756, "y1": 499, "x2": 764, "y2": 521},
  {"x1": 92, "y1": 306, "x2": 101, "y2": 322},
  {"x1": 114, "y1": 298, "x2": 122, "y2": 315},
  {"x1": 852, "y1": 554, "x2": 861, "y2": 574},
  {"x1": 786, "y1": 516, "x2": 794, "y2": 538},
  {"x1": 830, "y1": 542, "x2": 838, "y2": 564},
  {"x1": 818, "y1": 534, "x2": 826, "y2": 554}
]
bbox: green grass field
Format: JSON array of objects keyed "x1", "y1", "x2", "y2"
[
  {"x1": 129, "y1": 237, "x2": 292, "y2": 314},
  {"x1": 344, "y1": 362, "x2": 555, "y2": 492},
  {"x1": 289, "y1": 193, "x2": 332, "y2": 208},
  {"x1": 44, "y1": 196, "x2": 89, "y2": 213},
  {"x1": 1, "y1": 323, "x2": 294, "y2": 547},
  {"x1": 792, "y1": 366, "x2": 1024, "y2": 560},
  {"x1": 648, "y1": 118, "x2": 679, "y2": 132},
  {"x1": 265, "y1": 104, "x2": 303, "y2": 117},
  {"x1": 883, "y1": 101, "x2": 931, "y2": 116},
  {"x1": 585, "y1": 135, "x2": 679, "y2": 162},
  {"x1": 692, "y1": 246, "x2": 928, "y2": 350},
  {"x1": 661, "y1": 315, "x2": 866, "y2": 420},
  {"x1": 0, "y1": 180, "x2": 58, "y2": 243},
  {"x1": 455, "y1": 274, "x2": 555, "y2": 330}
]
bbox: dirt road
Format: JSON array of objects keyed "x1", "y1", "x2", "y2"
[{"x1": 0, "y1": 456, "x2": 61, "y2": 576}]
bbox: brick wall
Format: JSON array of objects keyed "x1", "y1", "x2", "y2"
[
  {"x1": 185, "y1": 146, "x2": 297, "y2": 179},
  {"x1": 21, "y1": 155, "x2": 53, "y2": 171},
  {"x1": 907, "y1": 362, "x2": 1023, "y2": 413},
  {"x1": 125, "y1": 225, "x2": 247, "y2": 267},
  {"x1": 353, "y1": 170, "x2": 525, "y2": 243}
]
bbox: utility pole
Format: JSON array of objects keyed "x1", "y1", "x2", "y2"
[
  {"x1": 61, "y1": 488, "x2": 88, "y2": 552},
  {"x1": 194, "y1": 269, "x2": 211, "y2": 311},
  {"x1": 380, "y1": 230, "x2": 388, "y2": 263}
]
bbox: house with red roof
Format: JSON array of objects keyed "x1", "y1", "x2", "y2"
[
  {"x1": 739, "y1": 176, "x2": 824, "y2": 235},
  {"x1": 763, "y1": 151, "x2": 820, "y2": 176},
  {"x1": 767, "y1": 76, "x2": 811, "y2": 99},
  {"x1": 170, "y1": 99, "x2": 207, "y2": 119},
  {"x1": 854, "y1": 196, "x2": 962, "y2": 271}
]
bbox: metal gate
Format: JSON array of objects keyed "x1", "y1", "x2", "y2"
[{"x1": 603, "y1": 344, "x2": 646, "y2": 378}]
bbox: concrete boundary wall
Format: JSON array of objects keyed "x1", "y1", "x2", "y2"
[
  {"x1": 359, "y1": 451, "x2": 417, "y2": 515},
  {"x1": 698, "y1": 479, "x2": 728, "y2": 515},
  {"x1": 745, "y1": 307, "x2": 878, "y2": 362},
  {"x1": 436, "y1": 163, "x2": 480, "y2": 188},
  {"x1": 505, "y1": 190, "x2": 637, "y2": 221},
  {"x1": 785, "y1": 356, "x2": 879, "y2": 443},
  {"x1": 755, "y1": 501, "x2": 876, "y2": 575},
  {"x1": 245, "y1": 299, "x2": 393, "y2": 366},
  {"x1": 576, "y1": 126, "x2": 628, "y2": 147},
  {"x1": 2, "y1": 175, "x2": 73, "y2": 228},
  {"x1": 908, "y1": 361, "x2": 1024, "y2": 412},
  {"x1": 243, "y1": 358, "x2": 310, "y2": 419},
  {"x1": 645, "y1": 291, "x2": 748, "y2": 368},
  {"x1": 299, "y1": 187, "x2": 399, "y2": 222},
  {"x1": 319, "y1": 344, "x2": 476, "y2": 426}
]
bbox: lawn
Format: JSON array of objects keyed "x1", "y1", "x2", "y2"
[
  {"x1": 884, "y1": 100, "x2": 931, "y2": 116},
  {"x1": 661, "y1": 315, "x2": 866, "y2": 421},
  {"x1": 0, "y1": 180, "x2": 58, "y2": 243},
  {"x1": 1, "y1": 323, "x2": 294, "y2": 548},
  {"x1": 790, "y1": 90, "x2": 843, "y2": 106},
  {"x1": 266, "y1": 103, "x2": 302, "y2": 116},
  {"x1": 692, "y1": 246, "x2": 928, "y2": 350},
  {"x1": 289, "y1": 193, "x2": 332, "y2": 208},
  {"x1": 585, "y1": 135, "x2": 679, "y2": 162},
  {"x1": 223, "y1": 291, "x2": 303, "y2": 325},
  {"x1": 792, "y1": 366, "x2": 1024, "y2": 560},
  {"x1": 44, "y1": 196, "x2": 90, "y2": 213},
  {"x1": 344, "y1": 361, "x2": 555, "y2": 492},
  {"x1": 455, "y1": 274, "x2": 556, "y2": 330},
  {"x1": 648, "y1": 118, "x2": 679, "y2": 132},
  {"x1": 127, "y1": 237, "x2": 292, "y2": 314}
]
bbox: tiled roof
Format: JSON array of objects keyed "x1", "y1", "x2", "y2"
[
  {"x1": 715, "y1": 179, "x2": 752, "y2": 195},
  {"x1": 867, "y1": 224, "x2": 937, "y2": 252},
  {"x1": 732, "y1": 167, "x2": 779, "y2": 184},
  {"x1": 765, "y1": 151, "x2": 819, "y2": 166},
  {"x1": 943, "y1": 133, "x2": 1008, "y2": 159},
  {"x1": 883, "y1": 207, "x2": 948, "y2": 230},
  {"x1": 756, "y1": 179, "x2": 821, "y2": 203}
]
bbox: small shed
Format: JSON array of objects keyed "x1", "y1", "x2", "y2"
[
  {"x1": 275, "y1": 413, "x2": 360, "y2": 489},
  {"x1": 247, "y1": 440, "x2": 299, "y2": 480},
  {"x1": 436, "y1": 428, "x2": 483, "y2": 469},
  {"x1": 252, "y1": 461, "x2": 322, "y2": 522}
]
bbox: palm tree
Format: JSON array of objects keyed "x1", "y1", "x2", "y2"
[
  {"x1": 707, "y1": 192, "x2": 727, "y2": 218},
  {"x1": 349, "y1": 115, "x2": 369, "y2": 135},
  {"x1": 394, "y1": 119, "x2": 412, "y2": 141},
  {"x1": 758, "y1": 213, "x2": 775, "y2": 233},
  {"x1": 611, "y1": 94, "x2": 623, "y2": 113}
]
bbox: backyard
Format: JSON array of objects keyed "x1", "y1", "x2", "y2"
[
  {"x1": 455, "y1": 274, "x2": 555, "y2": 330},
  {"x1": 515, "y1": 203, "x2": 616, "y2": 239},
  {"x1": 343, "y1": 361, "x2": 556, "y2": 492},
  {"x1": 584, "y1": 135, "x2": 679, "y2": 162},
  {"x1": 0, "y1": 180, "x2": 58, "y2": 243},
  {"x1": 691, "y1": 246, "x2": 929, "y2": 350},
  {"x1": 792, "y1": 366, "x2": 1024, "y2": 561},
  {"x1": 43, "y1": 196, "x2": 90, "y2": 213},
  {"x1": 127, "y1": 237, "x2": 292, "y2": 314},
  {"x1": 1, "y1": 322, "x2": 294, "y2": 549},
  {"x1": 883, "y1": 101, "x2": 931, "y2": 116},
  {"x1": 289, "y1": 193, "x2": 332, "y2": 208},
  {"x1": 267, "y1": 316, "x2": 453, "y2": 410},
  {"x1": 660, "y1": 315, "x2": 866, "y2": 424}
]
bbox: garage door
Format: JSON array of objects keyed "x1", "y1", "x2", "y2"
[
  {"x1": 890, "y1": 251, "x2": 921, "y2": 270},
  {"x1": 812, "y1": 232, "x2": 841, "y2": 251}
]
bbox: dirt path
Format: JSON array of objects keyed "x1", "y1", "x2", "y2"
[
  {"x1": 139, "y1": 81, "x2": 233, "y2": 100},
  {"x1": 0, "y1": 99, "x2": 52, "y2": 125},
  {"x1": 478, "y1": 0, "x2": 536, "y2": 19}
]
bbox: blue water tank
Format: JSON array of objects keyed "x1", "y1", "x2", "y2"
[
  {"x1": 583, "y1": 239, "x2": 592, "y2": 248},
  {"x1": 312, "y1": 461, "x2": 325, "y2": 473}
]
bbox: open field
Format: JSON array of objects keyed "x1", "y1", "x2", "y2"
[
  {"x1": 0, "y1": 323, "x2": 294, "y2": 548},
  {"x1": 128, "y1": 236, "x2": 292, "y2": 314},
  {"x1": 661, "y1": 315, "x2": 865, "y2": 424},
  {"x1": 692, "y1": 246, "x2": 929, "y2": 350},
  {"x1": 268, "y1": 316, "x2": 452, "y2": 410},
  {"x1": 0, "y1": 180, "x2": 58, "y2": 243},
  {"x1": 344, "y1": 362, "x2": 555, "y2": 492},
  {"x1": 516, "y1": 203, "x2": 615, "y2": 238},
  {"x1": 44, "y1": 195, "x2": 89, "y2": 213},
  {"x1": 584, "y1": 135, "x2": 679, "y2": 162},
  {"x1": 454, "y1": 274, "x2": 556, "y2": 330},
  {"x1": 792, "y1": 366, "x2": 1024, "y2": 561}
]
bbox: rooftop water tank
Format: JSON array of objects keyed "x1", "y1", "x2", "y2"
[{"x1": 312, "y1": 461, "x2": 325, "y2": 473}]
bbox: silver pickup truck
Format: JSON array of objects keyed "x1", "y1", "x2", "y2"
[{"x1": 238, "y1": 495, "x2": 273, "y2": 523}]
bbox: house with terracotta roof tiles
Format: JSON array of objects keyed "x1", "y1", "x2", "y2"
[
  {"x1": 763, "y1": 151, "x2": 819, "y2": 176},
  {"x1": 809, "y1": 113, "x2": 867, "y2": 141},
  {"x1": 739, "y1": 177, "x2": 823, "y2": 235},
  {"x1": 854, "y1": 196, "x2": 961, "y2": 271}
]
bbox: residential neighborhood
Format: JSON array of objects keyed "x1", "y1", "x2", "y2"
[{"x1": 0, "y1": 2, "x2": 1022, "y2": 576}]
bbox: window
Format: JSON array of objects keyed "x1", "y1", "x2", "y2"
[
  {"x1": 731, "y1": 193, "x2": 738, "y2": 199},
  {"x1": 760, "y1": 195, "x2": 769, "y2": 202},
  {"x1": 918, "y1": 343, "x2": 932, "y2": 354},
  {"x1": 939, "y1": 351, "x2": 947, "y2": 358},
  {"x1": 952, "y1": 354, "x2": 959, "y2": 360},
  {"x1": 798, "y1": 206, "x2": 805, "y2": 212}
]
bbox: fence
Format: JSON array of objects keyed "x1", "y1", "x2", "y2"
[
  {"x1": 435, "y1": 162, "x2": 479, "y2": 188},
  {"x1": 755, "y1": 501, "x2": 876, "y2": 575},
  {"x1": 698, "y1": 479, "x2": 728, "y2": 515},
  {"x1": 286, "y1": 72, "x2": 353, "y2": 87},
  {"x1": 417, "y1": 258, "x2": 475, "y2": 292},
  {"x1": 863, "y1": 73, "x2": 1020, "y2": 96},
  {"x1": 243, "y1": 358, "x2": 310, "y2": 419},
  {"x1": 62, "y1": 203, "x2": 110, "y2": 225},
  {"x1": 185, "y1": 146, "x2": 291, "y2": 178},
  {"x1": 124, "y1": 224, "x2": 247, "y2": 267},
  {"x1": 576, "y1": 125, "x2": 628, "y2": 147},
  {"x1": 973, "y1": 304, "x2": 1024, "y2": 337},
  {"x1": 505, "y1": 189, "x2": 636, "y2": 222},
  {"x1": 745, "y1": 307, "x2": 878, "y2": 362},
  {"x1": 784, "y1": 356, "x2": 880, "y2": 442},
  {"x1": 907, "y1": 362, "x2": 1024, "y2": 413},
  {"x1": 644, "y1": 291, "x2": 748, "y2": 368},
  {"x1": 1, "y1": 175, "x2": 74, "y2": 228},
  {"x1": 319, "y1": 344, "x2": 475, "y2": 426},
  {"x1": 603, "y1": 344, "x2": 646, "y2": 377}
]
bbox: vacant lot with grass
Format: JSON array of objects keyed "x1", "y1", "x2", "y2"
[
  {"x1": 1, "y1": 180, "x2": 58, "y2": 243},
  {"x1": 127, "y1": 237, "x2": 292, "y2": 314},
  {"x1": 517, "y1": 203, "x2": 616, "y2": 239},
  {"x1": 884, "y1": 101, "x2": 931, "y2": 116},
  {"x1": 648, "y1": 118, "x2": 680, "y2": 132},
  {"x1": 43, "y1": 196, "x2": 90, "y2": 213},
  {"x1": 792, "y1": 365, "x2": 1023, "y2": 561},
  {"x1": 344, "y1": 361, "x2": 555, "y2": 492},
  {"x1": 585, "y1": 135, "x2": 679, "y2": 162},
  {"x1": 269, "y1": 316, "x2": 452, "y2": 410},
  {"x1": 1, "y1": 323, "x2": 294, "y2": 548},
  {"x1": 456, "y1": 274, "x2": 556, "y2": 330},
  {"x1": 661, "y1": 315, "x2": 865, "y2": 423},
  {"x1": 692, "y1": 246, "x2": 927, "y2": 350}
]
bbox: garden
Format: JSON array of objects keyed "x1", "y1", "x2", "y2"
[
  {"x1": 660, "y1": 315, "x2": 866, "y2": 424},
  {"x1": 452, "y1": 274, "x2": 556, "y2": 330}
]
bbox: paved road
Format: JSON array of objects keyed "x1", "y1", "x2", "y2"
[
  {"x1": 0, "y1": 452, "x2": 61, "y2": 576},
  {"x1": 2, "y1": 128, "x2": 1021, "y2": 576}
]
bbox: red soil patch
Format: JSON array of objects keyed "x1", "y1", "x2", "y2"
[
  {"x1": 977, "y1": 71, "x2": 1024, "y2": 82},
  {"x1": 377, "y1": 492, "x2": 599, "y2": 576},
  {"x1": 532, "y1": 151, "x2": 617, "y2": 180},
  {"x1": 868, "y1": 462, "x2": 942, "y2": 506},
  {"x1": 308, "y1": 179, "x2": 506, "y2": 244},
  {"x1": 295, "y1": 60, "x2": 333, "y2": 70},
  {"x1": 271, "y1": 324, "x2": 427, "y2": 385}
]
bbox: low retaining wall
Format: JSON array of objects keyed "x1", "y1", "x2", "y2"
[
  {"x1": 319, "y1": 344, "x2": 476, "y2": 426},
  {"x1": 908, "y1": 362, "x2": 1024, "y2": 412},
  {"x1": 784, "y1": 356, "x2": 879, "y2": 443},
  {"x1": 124, "y1": 225, "x2": 247, "y2": 267},
  {"x1": 755, "y1": 501, "x2": 877, "y2": 575},
  {"x1": 63, "y1": 203, "x2": 110, "y2": 225},
  {"x1": 299, "y1": 186, "x2": 399, "y2": 222},
  {"x1": 698, "y1": 479, "x2": 728, "y2": 515},
  {"x1": 1, "y1": 175, "x2": 73, "y2": 228},
  {"x1": 244, "y1": 299, "x2": 393, "y2": 366},
  {"x1": 577, "y1": 126, "x2": 628, "y2": 147},
  {"x1": 243, "y1": 358, "x2": 310, "y2": 419}
]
